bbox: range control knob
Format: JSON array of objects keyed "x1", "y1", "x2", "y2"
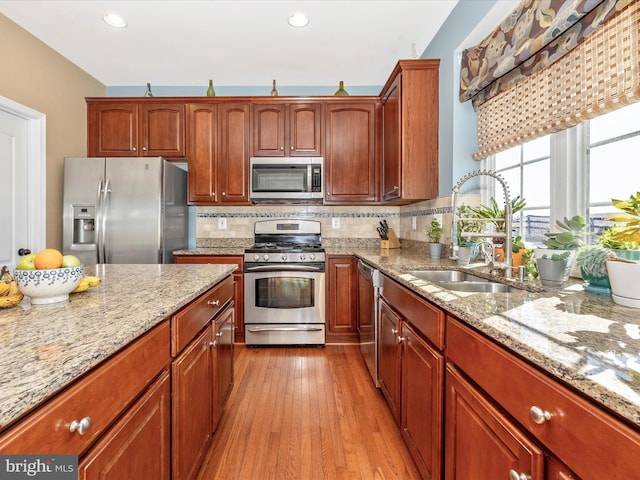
[
  {"x1": 281, "y1": 254, "x2": 288, "y2": 262},
  {"x1": 263, "y1": 254, "x2": 269, "y2": 261},
  {"x1": 253, "y1": 254, "x2": 260, "y2": 261},
  {"x1": 300, "y1": 254, "x2": 306, "y2": 261},
  {"x1": 309, "y1": 254, "x2": 316, "y2": 261}
]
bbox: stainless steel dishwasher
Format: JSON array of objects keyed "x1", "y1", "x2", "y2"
[{"x1": 357, "y1": 259, "x2": 381, "y2": 387}]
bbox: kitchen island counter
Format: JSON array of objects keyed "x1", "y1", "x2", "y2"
[{"x1": 0, "y1": 263, "x2": 236, "y2": 430}]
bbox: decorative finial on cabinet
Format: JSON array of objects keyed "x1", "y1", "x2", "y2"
[
  {"x1": 271, "y1": 79, "x2": 278, "y2": 96},
  {"x1": 207, "y1": 80, "x2": 216, "y2": 97},
  {"x1": 144, "y1": 83, "x2": 153, "y2": 97}
]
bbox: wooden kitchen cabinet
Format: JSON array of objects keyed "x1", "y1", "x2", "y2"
[
  {"x1": 174, "y1": 255, "x2": 244, "y2": 342},
  {"x1": 326, "y1": 255, "x2": 358, "y2": 342},
  {"x1": 380, "y1": 59, "x2": 439, "y2": 203},
  {"x1": 212, "y1": 302, "x2": 234, "y2": 430},
  {"x1": 445, "y1": 364, "x2": 544, "y2": 480},
  {"x1": 324, "y1": 101, "x2": 379, "y2": 204},
  {"x1": 252, "y1": 102, "x2": 322, "y2": 156},
  {"x1": 446, "y1": 316, "x2": 640, "y2": 480},
  {"x1": 378, "y1": 297, "x2": 402, "y2": 424},
  {"x1": 87, "y1": 100, "x2": 186, "y2": 158},
  {"x1": 187, "y1": 103, "x2": 250, "y2": 205},
  {"x1": 78, "y1": 371, "x2": 171, "y2": 480}
]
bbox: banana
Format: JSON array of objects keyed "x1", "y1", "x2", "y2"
[
  {"x1": 0, "y1": 282, "x2": 10, "y2": 297},
  {"x1": 7, "y1": 281, "x2": 19, "y2": 297},
  {"x1": 71, "y1": 280, "x2": 90, "y2": 293},
  {"x1": 84, "y1": 276, "x2": 101, "y2": 287}
]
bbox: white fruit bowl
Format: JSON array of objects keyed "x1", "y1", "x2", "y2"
[{"x1": 14, "y1": 266, "x2": 84, "y2": 304}]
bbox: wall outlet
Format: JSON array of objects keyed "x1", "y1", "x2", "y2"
[
  {"x1": 218, "y1": 217, "x2": 227, "y2": 229},
  {"x1": 412, "y1": 216, "x2": 417, "y2": 230},
  {"x1": 332, "y1": 217, "x2": 340, "y2": 229}
]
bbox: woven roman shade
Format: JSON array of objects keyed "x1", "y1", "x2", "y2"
[{"x1": 472, "y1": 0, "x2": 640, "y2": 160}]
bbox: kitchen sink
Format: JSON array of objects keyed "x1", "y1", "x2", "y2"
[{"x1": 407, "y1": 270, "x2": 522, "y2": 293}]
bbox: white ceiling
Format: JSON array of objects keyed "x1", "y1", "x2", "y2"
[{"x1": 0, "y1": 0, "x2": 461, "y2": 88}]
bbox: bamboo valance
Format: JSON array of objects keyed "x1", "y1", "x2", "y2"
[{"x1": 472, "y1": 0, "x2": 640, "y2": 159}]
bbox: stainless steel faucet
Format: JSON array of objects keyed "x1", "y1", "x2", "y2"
[{"x1": 451, "y1": 170, "x2": 513, "y2": 278}]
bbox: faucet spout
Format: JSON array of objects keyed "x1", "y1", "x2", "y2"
[{"x1": 450, "y1": 170, "x2": 513, "y2": 278}]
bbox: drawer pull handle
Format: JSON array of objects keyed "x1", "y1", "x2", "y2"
[
  {"x1": 396, "y1": 336, "x2": 405, "y2": 344},
  {"x1": 391, "y1": 328, "x2": 398, "y2": 335},
  {"x1": 530, "y1": 406, "x2": 552, "y2": 424},
  {"x1": 216, "y1": 332, "x2": 223, "y2": 338},
  {"x1": 508, "y1": 470, "x2": 529, "y2": 480},
  {"x1": 69, "y1": 417, "x2": 91, "y2": 436},
  {"x1": 208, "y1": 299, "x2": 221, "y2": 306}
]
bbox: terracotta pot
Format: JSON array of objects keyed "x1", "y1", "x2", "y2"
[{"x1": 495, "y1": 247, "x2": 524, "y2": 274}]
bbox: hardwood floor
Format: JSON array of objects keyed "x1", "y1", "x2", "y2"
[{"x1": 197, "y1": 344, "x2": 422, "y2": 480}]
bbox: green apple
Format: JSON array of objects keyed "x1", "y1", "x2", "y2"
[
  {"x1": 16, "y1": 253, "x2": 36, "y2": 270},
  {"x1": 61, "y1": 254, "x2": 82, "y2": 268}
]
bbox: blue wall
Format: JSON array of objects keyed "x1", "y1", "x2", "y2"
[{"x1": 422, "y1": 0, "x2": 498, "y2": 196}]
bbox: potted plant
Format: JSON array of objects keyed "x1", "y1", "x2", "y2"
[
  {"x1": 455, "y1": 204, "x2": 484, "y2": 264},
  {"x1": 426, "y1": 217, "x2": 444, "y2": 259},
  {"x1": 535, "y1": 215, "x2": 587, "y2": 286},
  {"x1": 576, "y1": 244, "x2": 612, "y2": 294},
  {"x1": 605, "y1": 192, "x2": 640, "y2": 307}
]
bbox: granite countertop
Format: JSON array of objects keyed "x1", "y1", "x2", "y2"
[
  {"x1": 349, "y1": 248, "x2": 640, "y2": 428},
  {"x1": 0, "y1": 263, "x2": 236, "y2": 430}
]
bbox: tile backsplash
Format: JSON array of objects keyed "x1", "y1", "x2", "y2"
[{"x1": 195, "y1": 194, "x2": 480, "y2": 248}]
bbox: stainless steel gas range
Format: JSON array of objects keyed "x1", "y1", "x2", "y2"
[{"x1": 243, "y1": 219, "x2": 325, "y2": 346}]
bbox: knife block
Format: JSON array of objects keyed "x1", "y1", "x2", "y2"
[{"x1": 380, "y1": 228, "x2": 401, "y2": 249}]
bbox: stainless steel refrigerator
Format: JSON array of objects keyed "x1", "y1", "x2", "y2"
[{"x1": 62, "y1": 157, "x2": 188, "y2": 265}]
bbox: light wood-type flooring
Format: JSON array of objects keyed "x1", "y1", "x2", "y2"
[{"x1": 197, "y1": 344, "x2": 422, "y2": 480}]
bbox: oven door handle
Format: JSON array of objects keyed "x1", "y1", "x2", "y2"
[
  {"x1": 247, "y1": 326, "x2": 325, "y2": 333},
  {"x1": 245, "y1": 264, "x2": 324, "y2": 273}
]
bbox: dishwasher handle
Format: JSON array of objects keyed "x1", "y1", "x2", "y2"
[{"x1": 358, "y1": 259, "x2": 381, "y2": 287}]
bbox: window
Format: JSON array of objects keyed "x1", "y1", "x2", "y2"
[{"x1": 482, "y1": 101, "x2": 640, "y2": 246}]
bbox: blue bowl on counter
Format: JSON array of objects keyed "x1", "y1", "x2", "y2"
[{"x1": 15, "y1": 266, "x2": 84, "y2": 304}]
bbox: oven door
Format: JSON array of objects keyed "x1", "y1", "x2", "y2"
[{"x1": 244, "y1": 264, "x2": 326, "y2": 345}]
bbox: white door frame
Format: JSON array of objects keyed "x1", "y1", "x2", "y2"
[{"x1": 0, "y1": 96, "x2": 46, "y2": 255}]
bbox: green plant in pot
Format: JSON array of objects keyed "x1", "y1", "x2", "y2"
[
  {"x1": 535, "y1": 215, "x2": 587, "y2": 286},
  {"x1": 455, "y1": 204, "x2": 485, "y2": 264},
  {"x1": 426, "y1": 217, "x2": 444, "y2": 260},
  {"x1": 604, "y1": 192, "x2": 640, "y2": 308},
  {"x1": 576, "y1": 244, "x2": 612, "y2": 294}
]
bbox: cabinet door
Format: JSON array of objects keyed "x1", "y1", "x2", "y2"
[
  {"x1": 217, "y1": 103, "x2": 250, "y2": 204},
  {"x1": 212, "y1": 303, "x2": 235, "y2": 430},
  {"x1": 252, "y1": 104, "x2": 286, "y2": 156},
  {"x1": 188, "y1": 104, "x2": 217, "y2": 203},
  {"x1": 327, "y1": 256, "x2": 357, "y2": 340},
  {"x1": 445, "y1": 364, "x2": 544, "y2": 480},
  {"x1": 140, "y1": 103, "x2": 186, "y2": 158},
  {"x1": 378, "y1": 298, "x2": 401, "y2": 425},
  {"x1": 381, "y1": 77, "x2": 401, "y2": 201},
  {"x1": 401, "y1": 323, "x2": 444, "y2": 480},
  {"x1": 87, "y1": 103, "x2": 139, "y2": 157},
  {"x1": 324, "y1": 102, "x2": 378, "y2": 203},
  {"x1": 78, "y1": 371, "x2": 171, "y2": 480},
  {"x1": 288, "y1": 103, "x2": 322, "y2": 156},
  {"x1": 172, "y1": 326, "x2": 213, "y2": 480}
]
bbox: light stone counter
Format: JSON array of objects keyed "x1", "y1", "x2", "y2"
[
  {"x1": 351, "y1": 248, "x2": 640, "y2": 428},
  {"x1": 0, "y1": 263, "x2": 236, "y2": 430}
]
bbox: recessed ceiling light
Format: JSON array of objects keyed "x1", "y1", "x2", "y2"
[
  {"x1": 288, "y1": 12, "x2": 309, "y2": 28},
  {"x1": 103, "y1": 13, "x2": 127, "y2": 28}
]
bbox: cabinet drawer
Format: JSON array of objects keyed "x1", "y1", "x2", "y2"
[
  {"x1": 0, "y1": 321, "x2": 170, "y2": 455},
  {"x1": 171, "y1": 276, "x2": 233, "y2": 355},
  {"x1": 446, "y1": 317, "x2": 640, "y2": 480},
  {"x1": 381, "y1": 275, "x2": 444, "y2": 349}
]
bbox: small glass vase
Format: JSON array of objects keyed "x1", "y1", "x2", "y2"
[
  {"x1": 271, "y1": 79, "x2": 278, "y2": 96},
  {"x1": 334, "y1": 81, "x2": 349, "y2": 96},
  {"x1": 207, "y1": 80, "x2": 215, "y2": 97}
]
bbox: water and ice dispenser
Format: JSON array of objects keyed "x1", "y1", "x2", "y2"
[{"x1": 72, "y1": 205, "x2": 95, "y2": 245}]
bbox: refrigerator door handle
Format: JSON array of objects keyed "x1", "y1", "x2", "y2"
[
  {"x1": 101, "y1": 177, "x2": 111, "y2": 264},
  {"x1": 96, "y1": 177, "x2": 104, "y2": 264}
]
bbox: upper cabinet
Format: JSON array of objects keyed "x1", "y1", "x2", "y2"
[
  {"x1": 380, "y1": 59, "x2": 440, "y2": 203},
  {"x1": 188, "y1": 103, "x2": 250, "y2": 205},
  {"x1": 324, "y1": 101, "x2": 379, "y2": 204},
  {"x1": 87, "y1": 100, "x2": 186, "y2": 158},
  {"x1": 252, "y1": 102, "x2": 322, "y2": 157}
]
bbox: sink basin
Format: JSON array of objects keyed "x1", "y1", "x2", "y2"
[
  {"x1": 407, "y1": 270, "x2": 487, "y2": 283},
  {"x1": 407, "y1": 270, "x2": 521, "y2": 293}
]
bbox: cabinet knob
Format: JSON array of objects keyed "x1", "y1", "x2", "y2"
[
  {"x1": 208, "y1": 299, "x2": 221, "y2": 306},
  {"x1": 222, "y1": 192, "x2": 226, "y2": 196},
  {"x1": 69, "y1": 416, "x2": 91, "y2": 436},
  {"x1": 393, "y1": 185, "x2": 398, "y2": 191},
  {"x1": 211, "y1": 192, "x2": 216, "y2": 197},
  {"x1": 210, "y1": 340, "x2": 218, "y2": 348},
  {"x1": 396, "y1": 336, "x2": 405, "y2": 344},
  {"x1": 142, "y1": 146, "x2": 147, "y2": 151},
  {"x1": 132, "y1": 147, "x2": 137, "y2": 152},
  {"x1": 391, "y1": 328, "x2": 398, "y2": 335},
  {"x1": 280, "y1": 146, "x2": 284, "y2": 150},
  {"x1": 216, "y1": 331, "x2": 223, "y2": 338},
  {"x1": 508, "y1": 470, "x2": 530, "y2": 480},
  {"x1": 529, "y1": 405, "x2": 552, "y2": 424}
]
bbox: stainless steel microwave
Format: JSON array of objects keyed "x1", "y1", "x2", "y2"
[{"x1": 249, "y1": 157, "x2": 323, "y2": 202}]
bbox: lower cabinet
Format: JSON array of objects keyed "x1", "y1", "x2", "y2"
[
  {"x1": 378, "y1": 297, "x2": 402, "y2": 423},
  {"x1": 78, "y1": 371, "x2": 171, "y2": 480},
  {"x1": 326, "y1": 255, "x2": 358, "y2": 342},
  {"x1": 213, "y1": 302, "x2": 235, "y2": 430}
]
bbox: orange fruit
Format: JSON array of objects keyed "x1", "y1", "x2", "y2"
[{"x1": 34, "y1": 248, "x2": 64, "y2": 269}]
